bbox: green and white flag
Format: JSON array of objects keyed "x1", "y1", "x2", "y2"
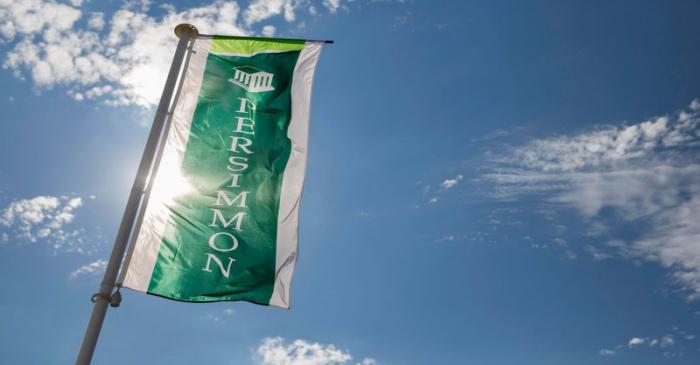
[{"x1": 118, "y1": 36, "x2": 324, "y2": 309}]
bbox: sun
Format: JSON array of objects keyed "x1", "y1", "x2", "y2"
[{"x1": 147, "y1": 153, "x2": 195, "y2": 206}]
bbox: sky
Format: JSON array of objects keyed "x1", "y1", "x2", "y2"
[{"x1": 1, "y1": 0, "x2": 700, "y2": 364}]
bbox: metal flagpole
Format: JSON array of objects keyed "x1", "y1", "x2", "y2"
[{"x1": 75, "y1": 23, "x2": 199, "y2": 365}]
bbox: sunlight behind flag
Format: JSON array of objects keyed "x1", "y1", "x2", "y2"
[{"x1": 148, "y1": 154, "x2": 196, "y2": 206}]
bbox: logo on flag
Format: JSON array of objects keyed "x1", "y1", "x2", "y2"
[{"x1": 229, "y1": 65, "x2": 275, "y2": 92}]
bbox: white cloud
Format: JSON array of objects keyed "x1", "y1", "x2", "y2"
[
  {"x1": 435, "y1": 235, "x2": 455, "y2": 242},
  {"x1": 483, "y1": 99, "x2": 700, "y2": 299},
  {"x1": 626, "y1": 334, "x2": 675, "y2": 349},
  {"x1": 0, "y1": 195, "x2": 92, "y2": 253},
  {"x1": 428, "y1": 197, "x2": 438, "y2": 204},
  {"x1": 255, "y1": 337, "x2": 375, "y2": 365},
  {"x1": 322, "y1": 0, "x2": 342, "y2": 13},
  {"x1": 262, "y1": 24, "x2": 276, "y2": 37},
  {"x1": 356, "y1": 359, "x2": 376, "y2": 365},
  {"x1": 598, "y1": 349, "x2": 616, "y2": 356},
  {"x1": 585, "y1": 245, "x2": 612, "y2": 261},
  {"x1": 440, "y1": 174, "x2": 463, "y2": 189},
  {"x1": 87, "y1": 12, "x2": 105, "y2": 30},
  {"x1": 660, "y1": 334, "x2": 675, "y2": 348},
  {"x1": 690, "y1": 98, "x2": 700, "y2": 111},
  {"x1": 552, "y1": 238, "x2": 567, "y2": 246},
  {"x1": 628, "y1": 337, "x2": 645, "y2": 347},
  {"x1": 69, "y1": 259, "x2": 107, "y2": 279},
  {"x1": 244, "y1": 0, "x2": 304, "y2": 25},
  {"x1": 601, "y1": 331, "x2": 692, "y2": 357},
  {"x1": 492, "y1": 110, "x2": 698, "y2": 174},
  {"x1": 0, "y1": 0, "x2": 81, "y2": 39}
]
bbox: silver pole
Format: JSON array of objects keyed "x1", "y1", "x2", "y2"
[{"x1": 75, "y1": 23, "x2": 199, "y2": 365}]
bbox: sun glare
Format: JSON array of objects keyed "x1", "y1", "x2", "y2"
[{"x1": 148, "y1": 155, "x2": 195, "y2": 206}]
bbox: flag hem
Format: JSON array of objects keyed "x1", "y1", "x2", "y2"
[{"x1": 269, "y1": 41, "x2": 324, "y2": 309}]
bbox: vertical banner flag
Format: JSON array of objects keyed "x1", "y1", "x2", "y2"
[{"x1": 118, "y1": 36, "x2": 324, "y2": 308}]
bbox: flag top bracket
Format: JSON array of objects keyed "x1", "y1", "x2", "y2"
[{"x1": 174, "y1": 23, "x2": 334, "y2": 44}]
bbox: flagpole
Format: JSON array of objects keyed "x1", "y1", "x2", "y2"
[{"x1": 75, "y1": 23, "x2": 199, "y2": 365}]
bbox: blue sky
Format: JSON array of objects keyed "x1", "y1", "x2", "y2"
[{"x1": 1, "y1": 0, "x2": 700, "y2": 364}]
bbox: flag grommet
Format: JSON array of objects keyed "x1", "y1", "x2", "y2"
[{"x1": 109, "y1": 290, "x2": 122, "y2": 308}]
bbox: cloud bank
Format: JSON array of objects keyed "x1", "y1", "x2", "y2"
[
  {"x1": 0, "y1": 195, "x2": 93, "y2": 253},
  {"x1": 0, "y1": 0, "x2": 345, "y2": 107},
  {"x1": 482, "y1": 99, "x2": 700, "y2": 299},
  {"x1": 255, "y1": 337, "x2": 376, "y2": 365}
]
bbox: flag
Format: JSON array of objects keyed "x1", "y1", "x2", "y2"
[{"x1": 118, "y1": 36, "x2": 324, "y2": 309}]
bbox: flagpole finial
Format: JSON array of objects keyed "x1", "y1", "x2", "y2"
[{"x1": 175, "y1": 23, "x2": 199, "y2": 38}]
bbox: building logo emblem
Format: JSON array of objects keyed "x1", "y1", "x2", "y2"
[{"x1": 229, "y1": 66, "x2": 275, "y2": 93}]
